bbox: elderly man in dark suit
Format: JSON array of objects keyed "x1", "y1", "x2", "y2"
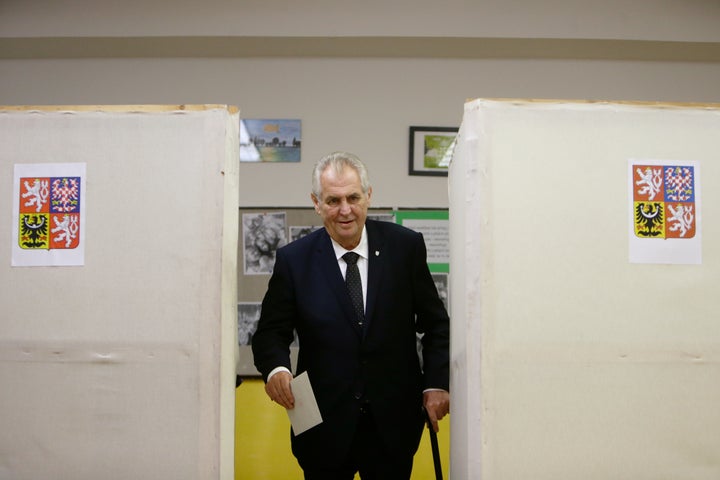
[{"x1": 252, "y1": 151, "x2": 450, "y2": 479}]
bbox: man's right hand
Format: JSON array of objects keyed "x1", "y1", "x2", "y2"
[{"x1": 265, "y1": 370, "x2": 295, "y2": 409}]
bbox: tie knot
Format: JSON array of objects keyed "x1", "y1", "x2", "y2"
[{"x1": 343, "y1": 251, "x2": 360, "y2": 265}]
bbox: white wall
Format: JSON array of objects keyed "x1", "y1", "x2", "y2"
[
  {"x1": 1, "y1": 1, "x2": 719, "y2": 208},
  {"x1": 2, "y1": 0, "x2": 720, "y2": 41},
  {"x1": 2, "y1": 57, "x2": 720, "y2": 208}
]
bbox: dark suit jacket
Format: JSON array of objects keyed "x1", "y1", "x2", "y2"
[{"x1": 252, "y1": 219, "x2": 450, "y2": 469}]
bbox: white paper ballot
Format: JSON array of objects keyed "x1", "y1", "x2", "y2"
[{"x1": 287, "y1": 371, "x2": 323, "y2": 435}]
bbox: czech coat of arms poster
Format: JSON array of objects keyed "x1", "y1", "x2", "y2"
[
  {"x1": 629, "y1": 159, "x2": 701, "y2": 264},
  {"x1": 12, "y1": 163, "x2": 86, "y2": 266}
]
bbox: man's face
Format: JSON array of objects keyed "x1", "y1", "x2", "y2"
[{"x1": 312, "y1": 166, "x2": 371, "y2": 250}]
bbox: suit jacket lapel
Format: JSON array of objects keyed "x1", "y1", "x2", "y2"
[{"x1": 365, "y1": 221, "x2": 385, "y2": 337}]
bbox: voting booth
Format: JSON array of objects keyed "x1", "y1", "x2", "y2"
[
  {"x1": 0, "y1": 106, "x2": 239, "y2": 479},
  {"x1": 449, "y1": 99, "x2": 720, "y2": 479}
]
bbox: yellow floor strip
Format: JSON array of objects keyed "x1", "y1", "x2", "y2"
[{"x1": 235, "y1": 379, "x2": 450, "y2": 479}]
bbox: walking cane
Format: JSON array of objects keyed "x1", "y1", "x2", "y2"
[{"x1": 424, "y1": 408, "x2": 443, "y2": 480}]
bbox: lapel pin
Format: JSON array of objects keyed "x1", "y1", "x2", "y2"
[{"x1": 375, "y1": 251, "x2": 379, "y2": 256}]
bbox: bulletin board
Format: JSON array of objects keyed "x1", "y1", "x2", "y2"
[
  {"x1": 235, "y1": 207, "x2": 449, "y2": 375},
  {"x1": 0, "y1": 105, "x2": 239, "y2": 480},
  {"x1": 449, "y1": 99, "x2": 720, "y2": 480}
]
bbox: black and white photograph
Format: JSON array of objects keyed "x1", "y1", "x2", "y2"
[
  {"x1": 237, "y1": 302, "x2": 262, "y2": 346},
  {"x1": 237, "y1": 302, "x2": 262, "y2": 376},
  {"x1": 367, "y1": 213, "x2": 396, "y2": 223},
  {"x1": 242, "y1": 212, "x2": 287, "y2": 274},
  {"x1": 431, "y1": 272, "x2": 449, "y2": 314},
  {"x1": 289, "y1": 225, "x2": 322, "y2": 242}
]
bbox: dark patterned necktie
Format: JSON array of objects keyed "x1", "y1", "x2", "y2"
[{"x1": 342, "y1": 252, "x2": 364, "y2": 327}]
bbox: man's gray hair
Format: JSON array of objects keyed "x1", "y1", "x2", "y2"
[{"x1": 312, "y1": 151, "x2": 371, "y2": 199}]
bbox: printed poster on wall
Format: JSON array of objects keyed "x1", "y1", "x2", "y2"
[
  {"x1": 12, "y1": 163, "x2": 86, "y2": 267},
  {"x1": 628, "y1": 159, "x2": 701, "y2": 264},
  {"x1": 394, "y1": 210, "x2": 449, "y2": 273}
]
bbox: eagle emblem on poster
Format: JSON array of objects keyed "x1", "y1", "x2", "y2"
[
  {"x1": 633, "y1": 164, "x2": 696, "y2": 239},
  {"x1": 18, "y1": 176, "x2": 82, "y2": 250}
]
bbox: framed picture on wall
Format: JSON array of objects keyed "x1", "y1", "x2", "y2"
[
  {"x1": 408, "y1": 126, "x2": 458, "y2": 176},
  {"x1": 240, "y1": 119, "x2": 302, "y2": 162}
]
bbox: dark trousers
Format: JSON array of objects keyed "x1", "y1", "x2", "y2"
[{"x1": 302, "y1": 406, "x2": 415, "y2": 480}]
